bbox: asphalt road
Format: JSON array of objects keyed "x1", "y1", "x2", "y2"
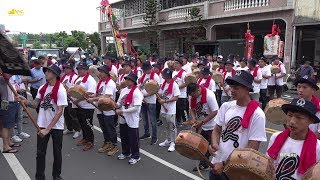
[{"x1": 0, "y1": 91, "x2": 297, "y2": 180}]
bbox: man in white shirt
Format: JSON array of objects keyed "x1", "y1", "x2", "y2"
[
  {"x1": 158, "y1": 68, "x2": 180, "y2": 152},
  {"x1": 209, "y1": 70, "x2": 267, "y2": 179},
  {"x1": 267, "y1": 98, "x2": 320, "y2": 180},
  {"x1": 20, "y1": 64, "x2": 68, "y2": 180},
  {"x1": 187, "y1": 83, "x2": 219, "y2": 171},
  {"x1": 138, "y1": 61, "x2": 160, "y2": 145},
  {"x1": 221, "y1": 59, "x2": 235, "y2": 104},
  {"x1": 116, "y1": 73, "x2": 144, "y2": 165},
  {"x1": 248, "y1": 59, "x2": 262, "y2": 101},
  {"x1": 197, "y1": 66, "x2": 216, "y2": 92},
  {"x1": 153, "y1": 61, "x2": 165, "y2": 126},
  {"x1": 236, "y1": 58, "x2": 249, "y2": 71},
  {"x1": 258, "y1": 57, "x2": 271, "y2": 110},
  {"x1": 74, "y1": 63, "x2": 97, "y2": 151},
  {"x1": 181, "y1": 56, "x2": 192, "y2": 74},
  {"x1": 267, "y1": 56, "x2": 286, "y2": 99},
  {"x1": 103, "y1": 54, "x2": 118, "y2": 77},
  {"x1": 60, "y1": 63, "x2": 81, "y2": 139},
  {"x1": 172, "y1": 58, "x2": 188, "y2": 126}
]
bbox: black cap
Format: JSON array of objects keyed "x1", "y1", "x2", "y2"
[
  {"x1": 240, "y1": 58, "x2": 248, "y2": 64},
  {"x1": 151, "y1": 54, "x2": 158, "y2": 60},
  {"x1": 63, "y1": 62, "x2": 74, "y2": 69},
  {"x1": 161, "y1": 68, "x2": 172, "y2": 79},
  {"x1": 76, "y1": 63, "x2": 89, "y2": 70},
  {"x1": 225, "y1": 59, "x2": 234, "y2": 66},
  {"x1": 248, "y1": 59, "x2": 257, "y2": 67},
  {"x1": 152, "y1": 62, "x2": 162, "y2": 69},
  {"x1": 201, "y1": 66, "x2": 211, "y2": 75},
  {"x1": 295, "y1": 75, "x2": 319, "y2": 90},
  {"x1": 198, "y1": 57, "x2": 208, "y2": 67},
  {"x1": 141, "y1": 61, "x2": 153, "y2": 71},
  {"x1": 98, "y1": 65, "x2": 111, "y2": 74},
  {"x1": 124, "y1": 73, "x2": 138, "y2": 85},
  {"x1": 282, "y1": 98, "x2": 320, "y2": 123},
  {"x1": 122, "y1": 60, "x2": 131, "y2": 68},
  {"x1": 103, "y1": 54, "x2": 114, "y2": 60},
  {"x1": 174, "y1": 58, "x2": 183, "y2": 65},
  {"x1": 272, "y1": 55, "x2": 280, "y2": 61},
  {"x1": 43, "y1": 64, "x2": 61, "y2": 78},
  {"x1": 225, "y1": 70, "x2": 253, "y2": 92}
]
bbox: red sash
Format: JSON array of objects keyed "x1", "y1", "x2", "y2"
[
  {"x1": 139, "y1": 71, "x2": 155, "y2": 84},
  {"x1": 190, "y1": 87, "x2": 207, "y2": 109},
  {"x1": 124, "y1": 85, "x2": 137, "y2": 106},
  {"x1": 61, "y1": 72, "x2": 77, "y2": 83},
  {"x1": 249, "y1": 66, "x2": 259, "y2": 77},
  {"x1": 96, "y1": 77, "x2": 111, "y2": 94},
  {"x1": 161, "y1": 79, "x2": 175, "y2": 95},
  {"x1": 198, "y1": 77, "x2": 212, "y2": 88},
  {"x1": 39, "y1": 80, "x2": 60, "y2": 103},
  {"x1": 241, "y1": 100, "x2": 259, "y2": 128},
  {"x1": 74, "y1": 72, "x2": 90, "y2": 83},
  {"x1": 174, "y1": 69, "x2": 185, "y2": 79},
  {"x1": 223, "y1": 70, "x2": 236, "y2": 83}
]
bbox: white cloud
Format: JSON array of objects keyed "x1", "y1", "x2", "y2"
[{"x1": 0, "y1": 0, "x2": 118, "y2": 34}]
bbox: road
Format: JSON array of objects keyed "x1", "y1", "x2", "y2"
[{"x1": 0, "y1": 91, "x2": 297, "y2": 180}]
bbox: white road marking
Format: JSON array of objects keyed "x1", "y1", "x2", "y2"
[
  {"x1": 93, "y1": 126, "x2": 202, "y2": 180},
  {"x1": 0, "y1": 138, "x2": 31, "y2": 180}
]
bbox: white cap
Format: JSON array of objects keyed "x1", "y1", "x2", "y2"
[
  {"x1": 52, "y1": 54, "x2": 57, "y2": 58},
  {"x1": 218, "y1": 55, "x2": 223, "y2": 59},
  {"x1": 31, "y1": 57, "x2": 38, "y2": 60},
  {"x1": 81, "y1": 55, "x2": 86, "y2": 59},
  {"x1": 47, "y1": 54, "x2": 52, "y2": 57}
]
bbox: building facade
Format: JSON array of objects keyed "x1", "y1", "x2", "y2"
[{"x1": 98, "y1": 0, "x2": 318, "y2": 71}]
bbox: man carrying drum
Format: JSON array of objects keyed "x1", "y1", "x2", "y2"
[
  {"x1": 220, "y1": 59, "x2": 235, "y2": 104},
  {"x1": 187, "y1": 83, "x2": 219, "y2": 172},
  {"x1": 209, "y1": 70, "x2": 267, "y2": 180},
  {"x1": 103, "y1": 54, "x2": 118, "y2": 76},
  {"x1": 258, "y1": 57, "x2": 271, "y2": 110},
  {"x1": 87, "y1": 65, "x2": 119, "y2": 156},
  {"x1": 247, "y1": 59, "x2": 262, "y2": 101},
  {"x1": 138, "y1": 61, "x2": 160, "y2": 145},
  {"x1": 267, "y1": 98, "x2": 320, "y2": 179},
  {"x1": 117, "y1": 60, "x2": 132, "y2": 90},
  {"x1": 73, "y1": 63, "x2": 97, "y2": 151},
  {"x1": 267, "y1": 56, "x2": 286, "y2": 99},
  {"x1": 295, "y1": 76, "x2": 320, "y2": 139},
  {"x1": 197, "y1": 66, "x2": 216, "y2": 92}
]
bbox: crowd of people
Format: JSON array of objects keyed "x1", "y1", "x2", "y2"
[{"x1": 0, "y1": 52, "x2": 320, "y2": 180}]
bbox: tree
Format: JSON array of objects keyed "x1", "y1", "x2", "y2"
[
  {"x1": 32, "y1": 41, "x2": 42, "y2": 49},
  {"x1": 143, "y1": 0, "x2": 159, "y2": 54}
]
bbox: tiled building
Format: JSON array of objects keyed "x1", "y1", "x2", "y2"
[{"x1": 98, "y1": 0, "x2": 320, "y2": 70}]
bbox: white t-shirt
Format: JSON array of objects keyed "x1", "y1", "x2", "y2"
[
  {"x1": 117, "y1": 73, "x2": 129, "y2": 85},
  {"x1": 189, "y1": 88, "x2": 219, "y2": 131},
  {"x1": 158, "y1": 81, "x2": 180, "y2": 114},
  {"x1": 139, "y1": 73, "x2": 160, "y2": 104},
  {"x1": 182, "y1": 64, "x2": 192, "y2": 74},
  {"x1": 248, "y1": 67, "x2": 263, "y2": 93},
  {"x1": 74, "y1": 75, "x2": 97, "y2": 109},
  {"x1": 110, "y1": 65, "x2": 118, "y2": 77},
  {"x1": 260, "y1": 66, "x2": 272, "y2": 89},
  {"x1": 36, "y1": 83, "x2": 68, "y2": 130},
  {"x1": 222, "y1": 72, "x2": 233, "y2": 96},
  {"x1": 267, "y1": 132, "x2": 320, "y2": 180},
  {"x1": 236, "y1": 66, "x2": 249, "y2": 71},
  {"x1": 173, "y1": 70, "x2": 187, "y2": 98},
  {"x1": 267, "y1": 63, "x2": 286, "y2": 86},
  {"x1": 61, "y1": 73, "x2": 78, "y2": 89},
  {"x1": 96, "y1": 79, "x2": 117, "y2": 116},
  {"x1": 234, "y1": 61, "x2": 240, "y2": 69},
  {"x1": 309, "y1": 111, "x2": 320, "y2": 133},
  {"x1": 211, "y1": 100, "x2": 267, "y2": 164},
  {"x1": 198, "y1": 78, "x2": 216, "y2": 92},
  {"x1": 117, "y1": 87, "x2": 143, "y2": 128}
]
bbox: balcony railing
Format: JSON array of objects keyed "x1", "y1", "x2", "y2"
[
  {"x1": 132, "y1": 15, "x2": 144, "y2": 25},
  {"x1": 224, "y1": 0, "x2": 270, "y2": 11},
  {"x1": 168, "y1": 8, "x2": 191, "y2": 20}
]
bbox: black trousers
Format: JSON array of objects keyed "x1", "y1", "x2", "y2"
[
  {"x1": 119, "y1": 123, "x2": 140, "y2": 159},
  {"x1": 176, "y1": 98, "x2": 188, "y2": 123},
  {"x1": 215, "y1": 90, "x2": 222, "y2": 107},
  {"x1": 76, "y1": 108, "x2": 94, "y2": 143},
  {"x1": 30, "y1": 87, "x2": 40, "y2": 113},
  {"x1": 156, "y1": 100, "x2": 161, "y2": 121},
  {"x1": 199, "y1": 130, "x2": 213, "y2": 167},
  {"x1": 64, "y1": 103, "x2": 81, "y2": 131},
  {"x1": 267, "y1": 85, "x2": 283, "y2": 99},
  {"x1": 97, "y1": 114, "x2": 117, "y2": 145},
  {"x1": 259, "y1": 89, "x2": 268, "y2": 110},
  {"x1": 36, "y1": 129, "x2": 63, "y2": 180}
]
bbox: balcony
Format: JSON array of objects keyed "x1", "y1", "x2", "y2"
[
  {"x1": 124, "y1": 14, "x2": 146, "y2": 28},
  {"x1": 158, "y1": 3, "x2": 205, "y2": 23}
]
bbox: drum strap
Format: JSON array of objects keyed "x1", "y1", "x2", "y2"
[
  {"x1": 249, "y1": 66, "x2": 259, "y2": 78},
  {"x1": 39, "y1": 80, "x2": 61, "y2": 103}
]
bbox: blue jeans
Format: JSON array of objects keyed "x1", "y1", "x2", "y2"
[
  {"x1": 13, "y1": 104, "x2": 23, "y2": 136},
  {"x1": 141, "y1": 103, "x2": 157, "y2": 139}
]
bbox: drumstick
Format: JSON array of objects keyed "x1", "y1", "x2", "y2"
[
  {"x1": 1, "y1": 73, "x2": 41, "y2": 132},
  {"x1": 156, "y1": 93, "x2": 168, "y2": 112}
]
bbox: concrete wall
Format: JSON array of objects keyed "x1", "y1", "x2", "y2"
[{"x1": 295, "y1": 0, "x2": 320, "y2": 25}]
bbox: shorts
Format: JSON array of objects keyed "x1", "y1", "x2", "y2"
[{"x1": 0, "y1": 102, "x2": 19, "y2": 128}]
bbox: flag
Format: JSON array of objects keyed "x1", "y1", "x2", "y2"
[{"x1": 100, "y1": 0, "x2": 109, "y2": 14}]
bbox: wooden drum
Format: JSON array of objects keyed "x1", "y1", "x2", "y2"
[
  {"x1": 302, "y1": 162, "x2": 320, "y2": 180},
  {"x1": 264, "y1": 98, "x2": 289, "y2": 125},
  {"x1": 175, "y1": 130, "x2": 209, "y2": 160},
  {"x1": 98, "y1": 97, "x2": 116, "y2": 111},
  {"x1": 270, "y1": 65, "x2": 280, "y2": 74},
  {"x1": 68, "y1": 85, "x2": 86, "y2": 100},
  {"x1": 224, "y1": 148, "x2": 275, "y2": 180},
  {"x1": 89, "y1": 65, "x2": 100, "y2": 77},
  {"x1": 212, "y1": 71, "x2": 224, "y2": 84},
  {"x1": 144, "y1": 80, "x2": 159, "y2": 95},
  {"x1": 184, "y1": 74, "x2": 197, "y2": 85}
]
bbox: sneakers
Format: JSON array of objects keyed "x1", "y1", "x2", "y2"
[
  {"x1": 98, "y1": 143, "x2": 111, "y2": 153},
  {"x1": 63, "y1": 129, "x2": 73, "y2": 135},
  {"x1": 139, "y1": 134, "x2": 151, "y2": 140},
  {"x1": 12, "y1": 135, "x2": 23, "y2": 143},
  {"x1": 159, "y1": 139, "x2": 171, "y2": 147},
  {"x1": 83, "y1": 142, "x2": 94, "y2": 151},
  {"x1": 19, "y1": 132, "x2": 30, "y2": 139},
  {"x1": 128, "y1": 157, "x2": 141, "y2": 165},
  {"x1": 150, "y1": 138, "x2": 158, "y2": 145},
  {"x1": 168, "y1": 142, "x2": 175, "y2": 152},
  {"x1": 107, "y1": 146, "x2": 119, "y2": 156},
  {"x1": 192, "y1": 164, "x2": 209, "y2": 172},
  {"x1": 76, "y1": 139, "x2": 87, "y2": 146},
  {"x1": 117, "y1": 153, "x2": 131, "y2": 160},
  {"x1": 73, "y1": 131, "x2": 81, "y2": 139}
]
